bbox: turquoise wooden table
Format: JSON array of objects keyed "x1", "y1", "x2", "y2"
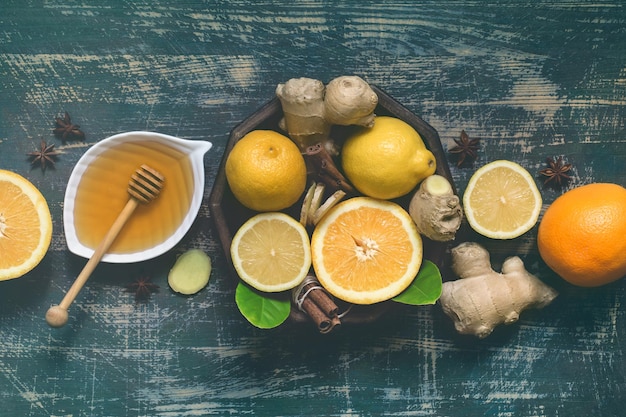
[{"x1": 1, "y1": 1, "x2": 625, "y2": 416}]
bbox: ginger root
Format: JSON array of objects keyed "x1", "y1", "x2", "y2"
[
  {"x1": 408, "y1": 175, "x2": 462, "y2": 241},
  {"x1": 276, "y1": 75, "x2": 378, "y2": 151},
  {"x1": 324, "y1": 75, "x2": 378, "y2": 127},
  {"x1": 440, "y1": 242, "x2": 558, "y2": 338},
  {"x1": 276, "y1": 77, "x2": 329, "y2": 150}
]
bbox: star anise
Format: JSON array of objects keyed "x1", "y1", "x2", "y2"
[
  {"x1": 125, "y1": 276, "x2": 159, "y2": 302},
  {"x1": 27, "y1": 140, "x2": 60, "y2": 171},
  {"x1": 53, "y1": 111, "x2": 85, "y2": 142},
  {"x1": 539, "y1": 156, "x2": 572, "y2": 187},
  {"x1": 449, "y1": 130, "x2": 480, "y2": 167}
]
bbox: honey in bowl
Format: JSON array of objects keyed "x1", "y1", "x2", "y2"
[
  {"x1": 64, "y1": 131, "x2": 212, "y2": 263},
  {"x1": 73, "y1": 141, "x2": 192, "y2": 253}
]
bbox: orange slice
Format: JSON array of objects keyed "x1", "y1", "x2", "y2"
[
  {"x1": 230, "y1": 212, "x2": 311, "y2": 292},
  {"x1": 311, "y1": 197, "x2": 422, "y2": 304},
  {"x1": 0, "y1": 170, "x2": 53, "y2": 280},
  {"x1": 462, "y1": 160, "x2": 542, "y2": 239}
]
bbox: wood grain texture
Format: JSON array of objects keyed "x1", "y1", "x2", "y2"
[{"x1": 1, "y1": 1, "x2": 625, "y2": 416}]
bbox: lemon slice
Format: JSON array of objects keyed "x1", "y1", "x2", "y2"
[
  {"x1": 230, "y1": 212, "x2": 311, "y2": 292},
  {"x1": 0, "y1": 170, "x2": 53, "y2": 280},
  {"x1": 463, "y1": 160, "x2": 542, "y2": 239},
  {"x1": 311, "y1": 197, "x2": 422, "y2": 305}
]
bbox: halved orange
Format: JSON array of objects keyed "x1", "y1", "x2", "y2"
[
  {"x1": 0, "y1": 170, "x2": 53, "y2": 280},
  {"x1": 311, "y1": 197, "x2": 422, "y2": 304}
]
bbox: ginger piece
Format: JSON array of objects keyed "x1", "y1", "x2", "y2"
[
  {"x1": 300, "y1": 181, "x2": 346, "y2": 226},
  {"x1": 408, "y1": 175, "x2": 462, "y2": 241},
  {"x1": 275, "y1": 76, "x2": 378, "y2": 153},
  {"x1": 168, "y1": 249, "x2": 212, "y2": 295},
  {"x1": 309, "y1": 182, "x2": 327, "y2": 220},
  {"x1": 440, "y1": 242, "x2": 558, "y2": 338},
  {"x1": 276, "y1": 77, "x2": 330, "y2": 150},
  {"x1": 324, "y1": 75, "x2": 378, "y2": 127},
  {"x1": 299, "y1": 182, "x2": 317, "y2": 226},
  {"x1": 311, "y1": 189, "x2": 346, "y2": 225}
]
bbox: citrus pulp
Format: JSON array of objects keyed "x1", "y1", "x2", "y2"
[
  {"x1": 462, "y1": 160, "x2": 542, "y2": 239},
  {"x1": 311, "y1": 197, "x2": 422, "y2": 304},
  {"x1": 230, "y1": 212, "x2": 311, "y2": 292},
  {"x1": 0, "y1": 169, "x2": 53, "y2": 280}
]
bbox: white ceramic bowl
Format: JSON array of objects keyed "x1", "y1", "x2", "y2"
[{"x1": 64, "y1": 131, "x2": 212, "y2": 263}]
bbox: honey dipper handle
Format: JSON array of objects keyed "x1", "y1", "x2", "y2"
[{"x1": 45, "y1": 198, "x2": 140, "y2": 328}]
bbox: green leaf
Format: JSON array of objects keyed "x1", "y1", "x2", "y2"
[
  {"x1": 392, "y1": 260, "x2": 442, "y2": 305},
  {"x1": 235, "y1": 282, "x2": 291, "y2": 329}
]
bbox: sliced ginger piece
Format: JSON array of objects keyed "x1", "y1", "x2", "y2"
[
  {"x1": 300, "y1": 182, "x2": 317, "y2": 226},
  {"x1": 306, "y1": 182, "x2": 326, "y2": 226},
  {"x1": 312, "y1": 190, "x2": 346, "y2": 225},
  {"x1": 168, "y1": 249, "x2": 212, "y2": 295}
]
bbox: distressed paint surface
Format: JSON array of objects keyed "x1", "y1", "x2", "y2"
[{"x1": 1, "y1": 1, "x2": 625, "y2": 416}]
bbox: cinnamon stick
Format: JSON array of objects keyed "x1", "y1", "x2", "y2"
[
  {"x1": 328, "y1": 316, "x2": 341, "y2": 333},
  {"x1": 293, "y1": 274, "x2": 343, "y2": 333},
  {"x1": 301, "y1": 297, "x2": 334, "y2": 333},
  {"x1": 304, "y1": 143, "x2": 355, "y2": 194},
  {"x1": 302, "y1": 282, "x2": 339, "y2": 317}
]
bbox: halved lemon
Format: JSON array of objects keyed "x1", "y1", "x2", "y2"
[
  {"x1": 311, "y1": 197, "x2": 422, "y2": 305},
  {"x1": 463, "y1": 160, "x2": 542, "y2": 239},
  {"x1": 230, "y1": 212, "x2": 311, "y2": 292},
  {"x1": 0, "y1": 169, "x2": 53, "y2": 280}
]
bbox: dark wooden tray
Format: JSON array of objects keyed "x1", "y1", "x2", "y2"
[{"x1": 209, "y1": 85, "x2": 456, "y2": 325}]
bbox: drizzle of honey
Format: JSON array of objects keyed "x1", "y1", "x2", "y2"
[{"x1": 73, "y1": 141, "x2": 194, "y2": 254}]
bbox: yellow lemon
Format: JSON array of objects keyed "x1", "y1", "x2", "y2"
[
  {"x1": 231, "y1": 212, "x2": 311, "y2": 292},
  {"x1": 0, "y1": 169, "x2": 53, "y2": 280},
  {"x1": 341, "y1": 116, "x2": 436, "y2": 200},
  {"x1": 463, "y1": 160, "x2": 542, "y2": 239},
  {"x1": 225, "y1": 130, "x2": 307, "y2": 212}
]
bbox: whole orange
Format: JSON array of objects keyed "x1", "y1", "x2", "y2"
[
  {"x1": 537, "y1": 183, "x2": 626, "y2": 287},
  {"x1": 225, "y1": 130, "x2": 307, "y2": 212}
]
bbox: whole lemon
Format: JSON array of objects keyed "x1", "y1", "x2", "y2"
[
  {"x1": 341, "y1": 116, "x2": 436, "y2": 200},
  {"x1": 537, "y1": 183, "x2": 626, "y2": 287},
  {"x1": 225, "y1": 130, "x2": 307, "y2": 212}
]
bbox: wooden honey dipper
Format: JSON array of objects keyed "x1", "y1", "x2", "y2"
[{"x1": 46, "y1": 165, "x2": 165, "y2": 328}]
